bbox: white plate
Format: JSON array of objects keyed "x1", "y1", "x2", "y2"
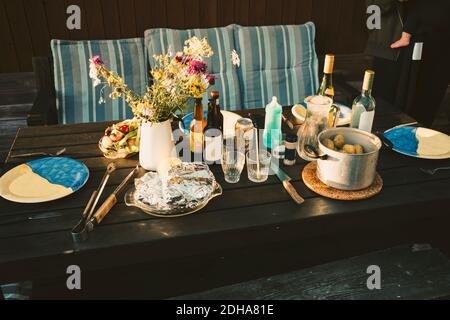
[
  {"x1": 0, "y1": 157, "x2": 89, "y2": 203},
  {"x1": 291, "y1": 102, "x2": 352, "y2": 127},
  {"x1": 383, "y1": 126, "x2": 450, "y2": 159}
]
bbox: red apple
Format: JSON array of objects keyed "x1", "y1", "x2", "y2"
[
  {"x1": 119, "y1": 125, "x2": 129, "y2": 134},
  {"x1": 110, "y1": 131, "x2": 124, "y2": 142}
]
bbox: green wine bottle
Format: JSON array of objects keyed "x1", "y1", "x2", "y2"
[
  {"x1": 350, "y1": 70, "x2": 376, "y2": 132},
  {"x1": 317, "y1": 54, "x2": 335, "y2": 99}
]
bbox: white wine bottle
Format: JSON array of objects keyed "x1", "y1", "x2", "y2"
[
  {"x1": 317, "y1": 54, "x2": 335, "y2": 99},
  {"x1": 350, "y1": 70, "x2": 376, "y2": 132}
]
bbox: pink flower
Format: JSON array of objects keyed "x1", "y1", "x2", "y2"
[
  {"x1": 188, "y1": 60, "x2": 207, "y2": 75},
  {"x1": 91, "y1": 55, "x2": 104, "y2": 66},
  {"x1": 89, "y1": 56, "x2": 103, "y2": 87},
  {"x1": 206, "y1": 74, "x2": 216, "y2": 84}
]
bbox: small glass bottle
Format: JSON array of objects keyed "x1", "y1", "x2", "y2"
[
  {"x1": 263, "y1": 96, "x2": 283, "y2": 149},
  {"x1": 283, "y1": 134, "x2": 298, "y2": 166},
  {"x1": 190, "y1": 98, "x2": 206, "y2": 154}
]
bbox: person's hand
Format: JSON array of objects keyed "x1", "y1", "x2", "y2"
[{"x1": 391, "y1": 32, "x2": 412, "y2": 48}]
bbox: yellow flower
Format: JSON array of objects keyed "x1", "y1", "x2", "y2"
[
  {"x1": 107, "y1": 75, "x2": 116, "y2": 85},
  {"x1": 167, "y1": 64, "x2": 177, "y2": 75},
  {"x1": 189, "y1": 81, "x2": 206, "y2": 98},
  {"x1": 89, "y1": 36, "x2": 214, "y2": 122},
  {"x1": 152, "y1": 70, "x2": 163, "y2": 80}
]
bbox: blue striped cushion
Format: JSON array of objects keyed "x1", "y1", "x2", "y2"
[
  {"x1": 144, "y1": 25, "x2": 242, "y2": 111},
  {"x1": 51, "y1": 38, "x2": 147, "y2": 124},
  {"x1": 234, "y1": 23, "x2": 319, "y2": 108}
]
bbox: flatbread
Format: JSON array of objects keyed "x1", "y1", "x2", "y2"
[{"x1": 416, "y1": 127, "x2": 450, "y2": 156}]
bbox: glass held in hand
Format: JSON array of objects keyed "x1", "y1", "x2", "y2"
[
  {"x1": 221, "y1": 148, "x2": 245, "y2": 184},
  {"x1": 246, "y1": 149, "x2": 271, "y2": 183}
]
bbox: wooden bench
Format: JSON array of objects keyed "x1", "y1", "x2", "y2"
[{"x1": 172, "y1": 245, "x2": 450, "y2": 300}]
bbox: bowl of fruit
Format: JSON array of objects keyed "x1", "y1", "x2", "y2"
[{"x1": 99, "y1": 119, "x2": 140, "y2": 159}]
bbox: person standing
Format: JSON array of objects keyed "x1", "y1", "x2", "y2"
[
  {"x1": 390, "y1": 0, "x2": 450, "y2": 126},
  {"x1": 365, "y1": 0, "x2": 407, "y2": 106},
  {"x1": 365, "y1": 0, "x2": 450, "y2": 126}
]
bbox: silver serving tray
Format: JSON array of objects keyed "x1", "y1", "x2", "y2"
[{"x1": 124, "y1": 181, "x2": 222, "y2": 218}]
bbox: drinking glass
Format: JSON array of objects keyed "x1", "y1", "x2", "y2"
[
  {"x1": 221, "y1": 148, "x2": 245, "y2": 184},
  {"x1": 246, "y1": 149, "x2": 271, "y2": 183}
]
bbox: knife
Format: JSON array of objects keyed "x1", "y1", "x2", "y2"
[
  {"x1": 0, "y1": 212, "x2": 62, "y2": 226},
  {"x1": 270, "y1": 163, "x2": 305, "y2": 205},
  {"x1": 392, "y1": 121, "x2": 419, "y2": 129},
  {"x1": 376, "y1": 132, "x2": 394, "y2": 150},
  {"x1": 377, "y1": 121, "x2": 419, "y2": 150}
]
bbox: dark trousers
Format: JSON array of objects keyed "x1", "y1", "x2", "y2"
[
  {"x1": 373, "y1": 54, "x2": 404, "y2": 106},
  {"x1": 373, "y1": 34, "x2": 449, "y2": 127},
  {"x1": 408, "y1": 32, "x2": 450, "y2": 126},
  {"x1": 402, "y1": 0, "x2": 450, "y2": 126}
]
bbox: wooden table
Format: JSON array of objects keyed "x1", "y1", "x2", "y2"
[{"x1": 1, "y1": 102, "x2": 450, "y2": 298}]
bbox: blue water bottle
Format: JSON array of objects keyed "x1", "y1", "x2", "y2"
[{"x1": 263, "y1": 96, "x2": 282, "y2": 149}]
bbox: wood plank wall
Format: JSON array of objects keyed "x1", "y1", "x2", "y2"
[{"x1": 0, "y1": 0, "x2": 368, "y2": 73}]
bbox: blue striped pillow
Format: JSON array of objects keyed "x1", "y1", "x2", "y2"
[
  {"x1": 51, "y1": 38, "x2": 148, "y2": 124},
  {"x1": 144, "y1": 25, "x2": 242, "y2": 111},
  {"x1": 234, "y1": 23, "x2": 319, "y2": 109}
]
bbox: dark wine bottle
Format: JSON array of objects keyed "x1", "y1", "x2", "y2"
[
  {"x1": 204, "y1": 90, "x2": 223, "y2": 163},
  {"x1": 211, "y1": 90, "x2": 224, "y2": 132}
]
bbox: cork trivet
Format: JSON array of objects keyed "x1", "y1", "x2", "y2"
[{"x1": 302, "y1": 162, "x2": 383, "y2": 201}]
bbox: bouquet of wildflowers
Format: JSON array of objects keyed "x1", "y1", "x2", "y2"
[{"x1": 89, "y1": 37, "x2": 214, "y2": 123}]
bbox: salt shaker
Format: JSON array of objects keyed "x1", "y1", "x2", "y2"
[{"x1": 283, "y1": 134, "x2": 298, "y2": 166}]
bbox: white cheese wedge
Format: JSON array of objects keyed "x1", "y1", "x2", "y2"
[
  {"x1": 0, "y1": 164, "x2": 72, "y2": 203},
  {"x1": 416, "y1": 127, "x2": 450, "y2": 156}
]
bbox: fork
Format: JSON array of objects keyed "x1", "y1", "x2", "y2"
[
  {"x1": 420, "y1": 167, "x2": 450, "y2": 175},
  {"x1": 10, "y1": 147, "x2": 66, "y2": 159}
]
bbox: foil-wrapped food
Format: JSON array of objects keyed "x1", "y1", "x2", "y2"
[{"x1": 133, "y1": 162, "x2": 218, "y2": 212}]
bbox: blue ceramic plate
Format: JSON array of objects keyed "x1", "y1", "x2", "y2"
[
  {"x1": 0, "y1": 157, "x2": 89, "y2": 203},
  {"x1": 384, "y1": 126, "x2": 450, "y2": 159}
]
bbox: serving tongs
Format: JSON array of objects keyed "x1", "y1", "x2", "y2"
[
  {"x1": 88, "y1": 166, "x2": 139, "y2": 228},
  {"x1": 71, "y1": 165, "x2": 139, "y2": 242},
  {"x1": 71, "y1": 163, "x2": 116, "y2": 242}
]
